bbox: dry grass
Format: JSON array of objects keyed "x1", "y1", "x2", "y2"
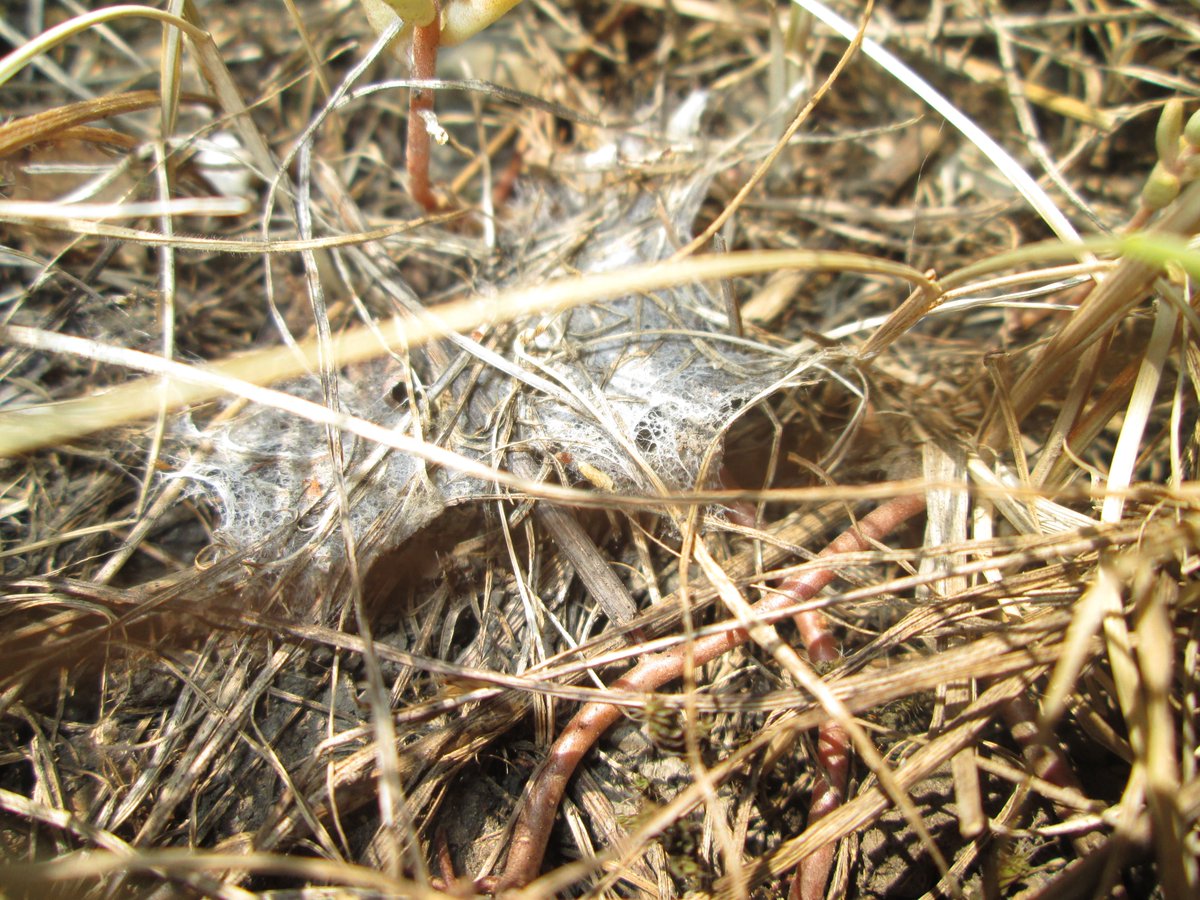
[{"x1": 1, "y1": 1, "x2": 1199, "y2": 898}]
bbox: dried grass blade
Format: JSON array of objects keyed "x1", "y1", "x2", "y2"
[
  {"x1": 725, "y1": 674, "x2": 1038, "y2": 896},
  {"x1": 0, "y1": 250, "x2": 936, "y2": 458},
  {"x1": 1135, "y1": 570, "x2": 1194, "y2": 897},
  {"x1": 793, "y1": 0, "x2": 1083, "y2": 245},
  {"x1": 1101, "y1": 297, "x2": 1179, "y2": 523},
  {"x1": 0, "y1": 6, "x2": 206, "y2": 89},
  {"x1": 1038, "y1": 571, "x2": 1110, "y2": 738},
  {"x1": 689, "y1": 532, "x2": 958, "y2": 895}
]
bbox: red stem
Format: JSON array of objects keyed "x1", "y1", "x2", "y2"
[
  {"x1": 725, "y1": 488, "x2": 853, "y2": 899},
  {"x1": 495, "y1": 494, "x2": 927, "y2": 890},
  {"x1": 407, "y1": 7, "x2": 441, "y2": 211},
  {"x1": 789, "y1": 721, "x2": 850, "y2": 900},
  {"x1": 785, "y1": 574, "x2": 852, "y2": 898}
]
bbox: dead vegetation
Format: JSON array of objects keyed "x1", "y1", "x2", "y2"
[{"x1": 1, "y1": 1, "x2": 1199, "y2": 898}]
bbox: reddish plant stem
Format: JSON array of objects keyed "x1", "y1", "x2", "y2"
[
  {"x1": 725, "y1": 496, "x2": 853, "y2": 900},
  {"x1": 788, "y1": 576, "x2": 852, "y2": 900},
  {"x1": 407, "y1": 6, "x2": 441, "y2": 212},
  {"x1": 789, "y1": 721, "x2": 851, "y2": 900},
  {"x1": 999, "y1": 691, "x2": 1106, "y2": 857},
  {"x1": 495, "y1": 494, "x2": 927, "y2": 890},
  {"x1": 1001, "y1": 692, "x2": 1087, "y2": 797}
]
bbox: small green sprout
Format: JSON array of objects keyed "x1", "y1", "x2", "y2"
[
  {"x1": 358, "y1": 0, "x2": 525, "y2": 209},
  {"x1": 1141, "y1": 100, "x2": 1199, "y2": 213},
  {"x1": 1155, "y1": 97, "x2": 1184, "y2": 168},
  {"x1": 1185, "y1": 108, "x2": 1200, "y2": 150},
  {"x1": 1142, "y1": 162, "x2": 1181, "y2": 210}
]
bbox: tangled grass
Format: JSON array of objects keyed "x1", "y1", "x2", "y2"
[{"x1": 1, "y1": 1, "x2": 1199, "y2": 897}]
